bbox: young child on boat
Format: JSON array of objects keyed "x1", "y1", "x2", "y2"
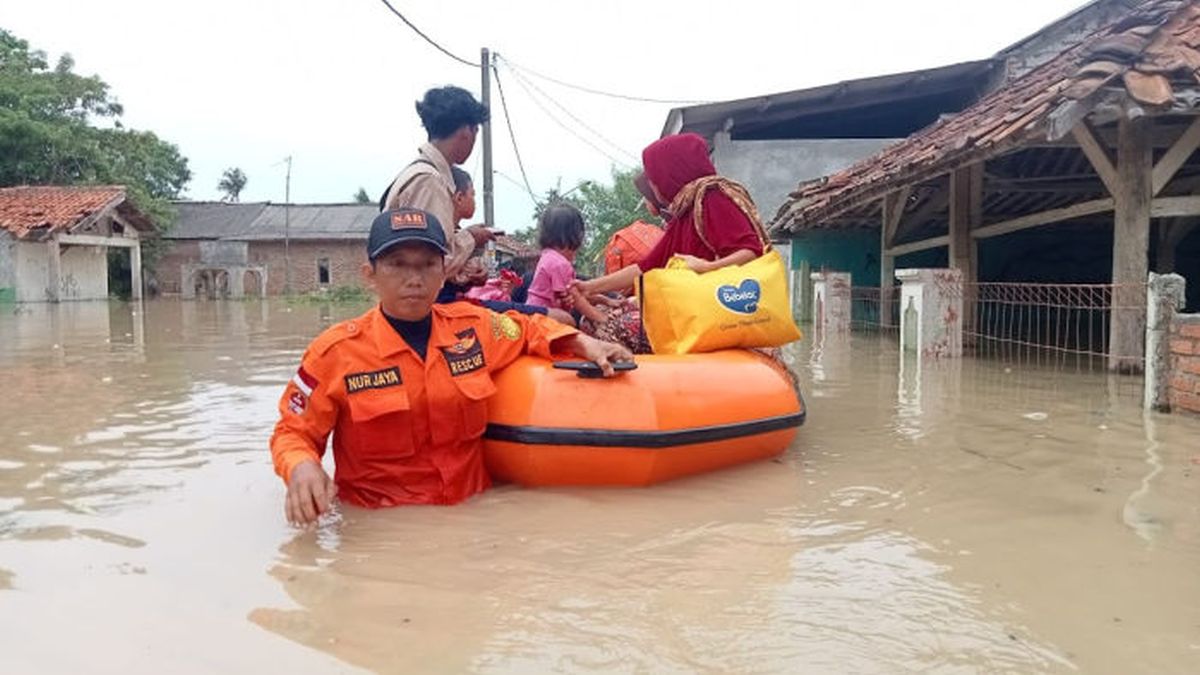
[{"x1": 526, "y1": 203, "x2": 649, "y2": 350}]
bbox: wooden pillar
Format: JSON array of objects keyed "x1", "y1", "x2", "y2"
[
  {"x1": 130, "y1": 240, "x2": 144, "y2": 300},
  {"x1": 880, "y1": 188, "x2": 909, "y2": 328},
  {"x1": 950, "y1": 163, "x2": 983, "y2": 338},
  {"x1": 1110, "y1": 115, "x2": 1152, "y2": 373},
  {"x1": 881, "y1": 199, "x2": 896, "y2": 328},
  {"x1": 46, "y1": 236, "x2": 62, "y2": 302}
]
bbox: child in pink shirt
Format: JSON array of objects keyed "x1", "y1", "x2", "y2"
[
  {"x1": 525, "y1": 205, "x2": 648, "y2": 351},
  {"x1": 526, "y1": 204, "x2": 590, "y2": 313}
]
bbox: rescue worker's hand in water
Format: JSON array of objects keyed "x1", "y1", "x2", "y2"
[
  {"x1": 561, "y1": 334, "x2": 634, "y2": 377},
  {"x1": 286, "y1": 460, "x2": 336, "y2": 526}
]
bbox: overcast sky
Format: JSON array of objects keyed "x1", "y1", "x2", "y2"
[{"x1": 2, "y1": 0, "x2": 1088, "y2": 232}]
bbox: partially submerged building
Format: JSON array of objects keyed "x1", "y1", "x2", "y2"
[
  {"x1": 662, "y1": 0, "x2": 1148, "y2": 316},
  {"x1": 0, "y1": 186, "x2": 154, "y2": 302},
  {"x1": 159, "y1": 202, "x2": 535, "y2": 298},
  {"x1": 158, "y1": 202, "x2": 377, "y2": 297},
  {"x1": 772, "y1": 0, "x2": 1200, "y2": 370}
]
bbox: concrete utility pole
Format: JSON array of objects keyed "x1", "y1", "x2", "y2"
[
  {"x1": 481, "y1": 47, "x2": 494, "y2": 229},
  {"x1": 284, "y1": 155, "x2": 292, "y2": 294}
]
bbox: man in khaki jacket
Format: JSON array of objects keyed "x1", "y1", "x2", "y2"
[{"x1": 383, "y1": 85, "x2": 493, "y2": 280}]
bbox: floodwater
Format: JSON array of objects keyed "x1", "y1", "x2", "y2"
[{"x1": 0, "y1": 300, "x2": 1197, "y2": 674}]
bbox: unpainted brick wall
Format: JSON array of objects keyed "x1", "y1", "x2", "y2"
[
  {"x1": 249, "y1": 241, "x2": 368, "y2": 295},
  {"x1": 1168, "y1": 315, "x2": 1200, "y2": 414}
]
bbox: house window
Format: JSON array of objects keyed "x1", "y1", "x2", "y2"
[{"x1": 317, "y1": 258, "x2": 331, "y2": 285}]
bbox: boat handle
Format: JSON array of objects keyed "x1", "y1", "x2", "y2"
[{"x1": 552, "y1": 360, "x2": 638, "y2": 379}]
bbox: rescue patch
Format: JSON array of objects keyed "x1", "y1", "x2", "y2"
[
  {"x1": 491, "y1": 313, "x2": 522, "y2": 341},
  {"x1": 391, "y1": 211, "x2": 427, "y2": 230},
  {"x1": 441, "y1": 328, "x2": 486, "y2": 376},
  {"x1": 287, "y1": 391, "x2": 308, "y2": 415},
  {"x1": 444, "y1": 328, "x2": 479, "y2": 355},
  {"x1": 345, "y1": 366, "x2": 402, "y2": 394}
]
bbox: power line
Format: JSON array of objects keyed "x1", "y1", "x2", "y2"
[
  {"x1": 491, "y1": 63, "x2": 540, "y2": 205},
  {"x1": 502, "y1": 60, "x2": 640, "y2": 165},
  {"x1": 499, "y1": 54, "x2": 707, "y2": 106},
  {"x1": 500, "y1": 61, "x2": 633, "y2": 169},
  {"x1": 494, "y1": 170, "x2": 540, "y2": 206},
  {"x1": 376, "y1": 0, "x2": 478, "y2": 68}
]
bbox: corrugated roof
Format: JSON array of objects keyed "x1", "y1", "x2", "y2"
[
  {"x1": 661, "y1": 60, "x2": 1000, "y2": 140},
  {"x1": 0, "y1": 185, "x2": 152, "y2": 240},
  {"x1": 773, "y1": 0, "x2": 1200, "y2": 233},
  {"x1": 168, "y1": 202, "x2": 376, "y2": 241},
  {"x1": 169, "y1": 202, "x2": 269, "y2": 240},
  {"x1": 235, "y1": 204, "x2": 377, "y2": 241}
]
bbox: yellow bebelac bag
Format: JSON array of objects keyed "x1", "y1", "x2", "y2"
[{"x1": 638, "y1": 247, "x2": 802, "y2": 354}]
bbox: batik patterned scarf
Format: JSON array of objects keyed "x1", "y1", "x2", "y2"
[{"x1": 667, "y1": 176, "x2": 768, "y2": 253}]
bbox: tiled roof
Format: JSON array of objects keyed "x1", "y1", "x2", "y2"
[
  {"x1": 494, "y1": 234, "x2": 537, "y2": 258},
  {"x1": 773, "y1": 0, "x2": 1200, "y2": 232},
  {"x1": 0, "y1": 185, "x2": 129, "y2": 240}
]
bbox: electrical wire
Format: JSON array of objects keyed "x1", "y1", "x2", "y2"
[
  {"x1": 491, "y1": 63, "x2": 541, "y2": 205},
  {"x1": 500, "y1": 61, "x2": 634, "y2": 170},
  {"x1": 498, "y1": 54, "x2": 707, "y2": 105},
  {"x1": 502, "y1": 60, "x2": 640, "y2": 164},
  {"x1": 376, "y1": 0, "x2": 479, "y2": 67},
  {"x1": 494, "y1": 170, "x2": 540, "y2": 204}
]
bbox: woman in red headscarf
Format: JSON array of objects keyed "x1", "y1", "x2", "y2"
[{"x1": 574, "y1": 133, "x2": 766, "y2": 297}]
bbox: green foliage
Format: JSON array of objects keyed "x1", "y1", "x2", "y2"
[
  {"x1": 0, "y1": 28, "x2": 191, "y2": 264},
  {"x1": 529, "y1": 168, "x2": 657, "y2": 275},
  {"x1": 217, "y1": 167, "x2": 247, "y2": 202},
  {"x1": 286, "y1": 284, "x2": 374, "y2": 305},
  {"x1": 353, "y1": 187, "x2": 371, "y2": 204},
  {"x1": 576, "y1": 167, "x2": 658, "y2": 273}
]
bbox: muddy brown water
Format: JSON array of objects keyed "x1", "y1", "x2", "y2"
[{"x1": 0, "y1": 300, "x2": 1197, "y2": 674}]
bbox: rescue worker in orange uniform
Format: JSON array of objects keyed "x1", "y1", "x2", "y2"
[{"x1": 270, "y1": 208, "x2": 632, "y2": 525}]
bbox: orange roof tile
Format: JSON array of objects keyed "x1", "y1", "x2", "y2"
[
  {"x1": 0, "y1": 185, "x2": 129, "y2": 240},
  {"x1": 773, "y1": 0, "x2": 1200, "y2": 233}
]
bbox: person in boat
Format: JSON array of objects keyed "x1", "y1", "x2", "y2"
[
  {"x1": 381, "y1": 85, "x2": 494, "y2": 284},
  {"x1": 525, "y1": 203, "x2": 648, "y2": 346},
  {"x1": 270, "y1": 207, "x2": 633, "y2": 525},
  {"x1": 571, "y1": 133, "x2": 765, "y2": 295}
]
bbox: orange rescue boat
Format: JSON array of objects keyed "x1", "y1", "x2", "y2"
[{"x1": 483, "y1": 350, "x2": 804, "y2": 487}]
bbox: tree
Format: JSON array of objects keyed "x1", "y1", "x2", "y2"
[
  {"x1": 217, "y1": 167, "x2": 247, "y2": 202},
  {"x1": 0, "y1": 28, "x2": 191, "y2": 244},
  {"x1": 353, "y1": 187, "x2": 371, "y2": 204},
  {"x1": 526, "y1": 168, "x2": 658, "y2": 274}
]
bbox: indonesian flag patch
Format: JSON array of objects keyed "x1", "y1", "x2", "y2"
[
  {"x1": 292, "y1": 366, "x2": 318, "y2": 396},
  {"x1": 288, "y1": 366, "x2": 318, "y2": 415}
]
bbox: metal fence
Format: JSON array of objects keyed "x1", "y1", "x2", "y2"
[
  {"x1": 850, "y1": 286, "x2": 901, "y2": 333},
  {"x1": 964, "y1": 282, "x2": 1147, "y2": 372}
]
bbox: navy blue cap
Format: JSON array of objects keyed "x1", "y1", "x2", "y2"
[{"x1": 368, "y1": 208, "x2": 449, "y2": 261}]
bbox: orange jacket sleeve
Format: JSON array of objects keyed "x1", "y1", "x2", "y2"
[{"x1": 269, "y1": 347, "x2": 339, "y2": 483}]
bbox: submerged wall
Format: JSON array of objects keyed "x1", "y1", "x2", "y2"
[
  {"x1": 1168, "y1": 314, "x2": 1200, "y2": 415},
  {"x1": 10, "y1": 241, "x2": 109, "y2": 302},
  {"x1": 0, "y1": 232, "x2": 14, "y2": 303}
]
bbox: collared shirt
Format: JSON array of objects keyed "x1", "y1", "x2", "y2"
[
  {"x1": 383, "y1": 143, "x2": 476, "y2": 276},
  {"x1": 270, "y1": 303, "x2": 576, "y2": 507}
]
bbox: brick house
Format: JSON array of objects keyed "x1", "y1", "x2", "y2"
[
  {"x1": 158, "y1": 202, "x2": 376, "y2": 297},
  {"x1": 0, "y1": 186, "x2": 154, "y2": 302}
]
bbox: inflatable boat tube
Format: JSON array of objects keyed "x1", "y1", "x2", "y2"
[{"x1": 484, "y1": 350, "x2": 805, "y2": 487}]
